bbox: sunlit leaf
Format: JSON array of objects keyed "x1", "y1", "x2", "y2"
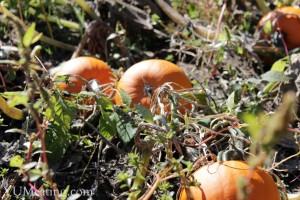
[
  {"x1": 61, "y1": 185, "x2": 70, "y2": 200},
  {"x1": 28, "y1": 169, "x2": 42, "y2": 182},
  {"x1": 111, "y1": 110, "x2": 136, "y2": 144},
  {"x1": 99, "y1": 111, "x2": 116, "y2": 139},
  {"x1": 45, "y1": 93, "x2": 76, "y2": 165},
  {"x1": 134, "y1": 104, "x2": 153, "y2": 123},
  {"x1": 263, "y1": 20, "x2": 273, "y2": 35},
  {"x1": 10, "y1": 155, "x2": 24, "y2": 168},
  {"x1": 31, "y1": 32, "x2": 43, "y2": 44},
  {"x1": 261, "y1": 70, "x2": 291, "y2": 82},
  {"x1": 22, "y1": 162, "x2": 38, "y2": 171},
  {"x1": 226, "y1": 91, "x2": 235, "y2": 112},
  {"x1": 97, "y1": 95, "x2": 113, "y2": 111},
  {"x1": 107, "y1": 33, "x2": 118, "y2": 41},
  {"x1": 242, "y1": 113, "x2": 263, "y2": 140},
  {"x1": 8, "y1": 94, "x2": 28, "y2": 107},
  {"x1": 271, "y1": 57, "x2": 288, "y2": 72},
  {"x1": 117, "y1": 90, "x2": 132, "y2": 106},
  {"x1": 23, "y1": 22, "x2": 36, "y2": 47}
]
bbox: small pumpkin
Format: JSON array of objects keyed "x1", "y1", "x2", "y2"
[
  {"x1": 179, "y1": 161, "x2": 281, "y2": 200},
  {"x1": 258, "y1": 6, "x2": 300, "y2": 51},
  {"x1": 53, "y1": 56, "x2": 115, "y2": 101},
  {"x1": 115, "y1": 59, "x2": 192, "y2": 114}
]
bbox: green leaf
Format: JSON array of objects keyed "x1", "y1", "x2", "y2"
[
  {"x1": 45, "y1": 93, "x2": 76, "y2": 166},
  {"x1": 117, "y1": 90, "x2": 132, "y2": 106},
  {"x1": 10, "y1": 155, "x2": 24, "y2": 168},
  {"x1": 193, "y1": 90, "x2": 208, "y2": 105},
  {"x1": 97, "y1": 96, "x2": 113, "y2": 111},
  {"x1": 61, "y1": 185, "x2": 70, "y2": 200},
  {"x1": 5, "y1": 68, "x2": 16, "y2": 81},
  {"x1": 22, "y1": 162, "x2": 38, "y2": 171},
  {"x1": 31, "y1": 32, "x2": 43, "y2": 44},
  {"x1": 111, "y1": 109, "x2": 137, "y2": 144},
  {"x1": 99, "y1": 111, "x2": 116, "y2": 139},
  {"x1": 263, "y1": 20, "x2": 273, "y2": 35},
  {"x1": 226, "y1": 91, "x2": 235, "y2": 112},
  {"x1": 23, "y1": 23, "x2": 36, "y2": 47},
  {"x1": 134, "y1": 104, "x2": 153, "y2": 123},
  {"x1": 28, "y1": 169, "x2": 42, "y2": 182},
  {"x1": 271, "y1": 57, "x2": 288, "y2": 72},
  {"x1": 235, "y1": 46, "x2": 243, "y2": 55},
  {"x1": 261, "y1": 70, "x2": 291, "y2": 82},
  {"x1": 5, "y1": 92, "x2": 29, "y2": 108},
  {"x1": 242, "y1": 113, "x2": 264, "y2": 140}
]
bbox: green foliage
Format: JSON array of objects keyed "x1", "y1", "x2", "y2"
[
  {"x1": 271, "y1": 57, "x2": 289, "y2": 72},
  {"x1": 2, "y1": 91, "x2": 29, "y2": 108},
  {"x1": 61, "y1": 185, "x2": 70, "y2": 200},
  {"x1": 9, "y1": 155, "x2": 24, "y2": 168},
  {"x1": 0, "y1": 167, "x2": 9, "y2": 176},
  {"x1": 151, "y1": 13, "x2": 161, "y2": 25},
  {"x1": 263, "y1": 19, "x2": 273, "y2": 35},
  {"x1": 45, "y1": 92, "x2": 76, "y2": 164},
  {"x1": 226, "y1": 91, "x2": 236, "y2": 112},
  {"x1": 117, "y1": 172, "x2": 132, "y2": 189},
  {"x1": 261, "y1": 70, "x2": 291, "y2": 82},
  {"x1": 99, "y1": 111, "x2": 117, "y2": 139},
  {"x1": 187, "y1": 4, "x2": 199, "y2": 19},
  {"x1": 111, "y1": 108, "x2": 137, "y2": 144},
  {"x1": 23, "y1": 22, "x2": 42, "y2": 47},
  {"x1": 134, "y1": 104, "x2": 154, "y2": 124},
  {"x1": 157, "y1": 182, "x2": 174, "y2": 200},
  {"x1": 117, "y1": 90, "x2": 132, "y2": 107},
  {"x1": 128, "y1": 152, "x2": 141, "y2": 168},
  {"x1": 239, "y1": 12, "x2": 252, "y2": 33}
]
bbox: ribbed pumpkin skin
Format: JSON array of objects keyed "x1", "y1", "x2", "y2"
[
  {"x1": 54, "y1": 56, "x2": 115, "y2": 97},
  {"x1": 258, "y1": 6, "x2": 300, "y2": 50},
  {"x1": 179, "y1": 161, "x2": 281, "y2": 200},
  {"x1": 115, "y1": 59, "x2": 192, "y2": 112}
]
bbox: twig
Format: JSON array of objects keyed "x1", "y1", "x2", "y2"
[
  {"x1": 267, "y1": 151, "x2": 300, "y2": 171},
  {"x1": 138, "y1": 166, "x2": 173, "y2": 200},
  {"x1": 71, "y1": 32, "x2": 88, "y2": 58},
  {"x1": 73, "y1": 0, "x2": 98, "y2": 20}
]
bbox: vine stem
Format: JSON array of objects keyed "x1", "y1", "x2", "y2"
[
  {"x1": 138, "y1": 165, "x2": 173, "y2": 200},
  {"x1": 267, "y1": 151, "x2": 300, "y2": 171},
  {"x1": 73, "y1": 0, "x2": 98, "y2": 20},
  {"x1": 128, "y1": 141, "x2": 154, "y2": 200}
]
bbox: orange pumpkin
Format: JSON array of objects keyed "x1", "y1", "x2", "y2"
[
  {"x1": 258, "y1": 6, "x2": 300, "y2": 51},
  {"x1": 53, "y1": 56, "x2": 115, "y2": 100},
  {"x1": 115, "y1": 59, "x2": 192, "y2": 114},
  {"x1": 179, "y1": 161, "x2": 281, "y2": 200}
]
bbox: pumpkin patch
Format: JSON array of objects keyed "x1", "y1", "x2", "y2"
[{"x1": 1, "y1": 1, "x2": 298, "y2": 200}]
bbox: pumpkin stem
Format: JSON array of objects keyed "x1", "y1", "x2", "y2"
[
  {"x1": 217, "y1": 128, "x2": 248, "y2": 161},
  {"x1": 143, "y1": 84, "x2": 154, "y2": 97}
]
